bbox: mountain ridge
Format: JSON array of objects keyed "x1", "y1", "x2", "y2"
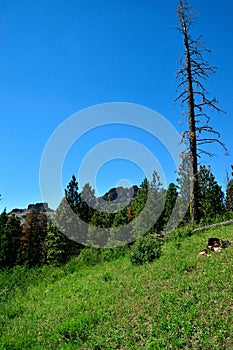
[{"x1": 8, "y1": 185, "x2": 139, "y2": 222}]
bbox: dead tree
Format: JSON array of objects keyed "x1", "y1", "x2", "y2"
[{"x1": 176, "y1": 0, "x2": 227, "y2": 223}]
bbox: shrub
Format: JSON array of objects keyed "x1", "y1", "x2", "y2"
[
  {"x1": 130, "y1": 235, "x2": 162, "y2": 265},
  {"x1": 76, "y1": 247, "x2": 101, "y2": 267}
]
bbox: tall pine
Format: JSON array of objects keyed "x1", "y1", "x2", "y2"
[
  {"x1": 21, "y1": 207, "x2": 47, "y2": 267},
  {"x1": 226, "y1": 165, "x2": 233, "y2": 212},
  {"x1": 132, "y1": 173, "x2": 165, "y2": 238},
  {"x1": 0, "y1": 212, "x2": 21, "y2": 268},
  {"x1": 198, "y1": 166, "x2": 225, "y2": 221},
  {"x1": 55, "y1": 175, "x2": 84, "y2": 252}
]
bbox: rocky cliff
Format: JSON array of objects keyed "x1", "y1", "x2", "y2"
[
  {"x1": 8, "y1": 186, "x2": 139, "y2": 223},
  {"x1": 8, "y1": 203, "x2": 54, "y2": 224}
]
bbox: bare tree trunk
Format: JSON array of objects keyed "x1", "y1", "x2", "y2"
[
  {"x1": 181, "y1": 6, "x2": 199, "y2": 223},
  {"x1": 176, "y1": 1, "x2": 226, "y2": 224}
]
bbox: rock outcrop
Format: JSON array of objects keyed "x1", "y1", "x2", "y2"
[
  {"x1": 8, "y1": 203, "x2": 54, "y2": 224},
  {"x1": 8, "y1": 186, "x2": 138, "y2": 224},
  {"x1": 97, "y1": 186, "x2": 139, "y2": 211}
]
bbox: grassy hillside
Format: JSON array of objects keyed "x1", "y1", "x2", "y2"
[{"x1": 0, "y1": 225, "x2": 233, "y2": 349}]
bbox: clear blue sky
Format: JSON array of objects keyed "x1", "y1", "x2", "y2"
[{"x1": 1, "y1": 0, "x2": 233, "y2": 211}]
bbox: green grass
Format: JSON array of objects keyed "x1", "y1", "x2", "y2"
[{"x1": 0, "y1": 225, "x2": 233, "y2": 349}]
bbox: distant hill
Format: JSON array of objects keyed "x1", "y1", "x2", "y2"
[
  {"x1": 98, "y1": 185, "x2": 138, "y2": 211},
  {"x1": 101, "y1": 185, "x2": 138, "y2": 202},
  {"x1": 8, "y1": 186, "x2": 139, "y2": 222}
]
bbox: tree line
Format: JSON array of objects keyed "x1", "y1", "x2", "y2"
[{"x1": 1, "y1": 165, "x2": 233, "y2": 269}]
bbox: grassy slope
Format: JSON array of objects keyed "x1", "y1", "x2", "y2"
[{"x1": 0, "y1": 225, "x2": 233, "y2": 350}]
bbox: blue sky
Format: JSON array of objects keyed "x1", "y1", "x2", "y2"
[{"x1": 1, "y1": 0, "x2": 233, "y2": 211}]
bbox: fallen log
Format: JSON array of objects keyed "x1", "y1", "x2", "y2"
[{"x1": 192, "y1": 219, "x2": 233, "y2": 234}]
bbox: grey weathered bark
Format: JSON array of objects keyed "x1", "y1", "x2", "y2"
[
  {"x1": 176, "y1": 0, "x2": 226, "y2": 223},
  {"x1": 192, "y1": 219, "x2": 233, "y2": 234}
]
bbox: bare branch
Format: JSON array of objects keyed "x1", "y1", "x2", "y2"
[
  {"x1": 175, "y1": 0, "x2": 227, "y2": 222},
  {"x1": 175, "y1": 90, "x2": 187, "y2": 101},
  {"x1": 197, "y1": 138, "x2": 228, "y2": 154},
  {"x1": 197, "y1": 148, "x2": 216, "y2": 157}
]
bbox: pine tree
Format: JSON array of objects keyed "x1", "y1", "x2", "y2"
[
  {"x1": 21, "y1": 207, "x2": 47, "y2": 267},
  {"x1": 87, "y1": 210, "x2": 114, "y2": 247},
  {"x1": 226, "y1": 166, "x2": 233, "y2": 212},
  {"x1": 45, "y1": 223, "x2": 72, "y2": 265},
  {"x1": 198, "y1": 166, "x2": 225, "y2": 221},
  {"x1": 132, "y1": 173, "x2": 165, "y2": 238},
  {"x1": 0, "y1": 212, "x2": 21, "y2": 268},
  {"x1": 108, "y1": 207, "x2": 133, "y2": 246},
  {"x1": 0, "y1": 209, "x2": 8, "y2": 229},
  {"x1": 131, "y1": 178, "x2": 149, "y2": 219},
  {"x1": 159, "y1": 183, "x2": 178, "y2": 232},
  {"x1": 65, "y1": 175, "x2": 81, "y2": 211},
  {"x1": 55, "y1": 197, "x2": 82, "y2": 255},
  {"x1": 55, "y1": 175, "x2": 85, "y2": 250},
  {"x1": 176, "y1": 151, "x2": 192, "y2": 224},
  {"x1": 177, "y1": 151, "x2": 190, "y2": 200},
  {"x1": 79, "y1": 183, "x2": 96, "y2": 224},
  {"x1": 226, "y1": 179, "x2": 233, "y2": 212}
]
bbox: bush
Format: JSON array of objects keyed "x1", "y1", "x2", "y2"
[
  {"x1": 76, "y1": 247, "x2": 101, "y2": 267},
  {"x1": 130, "y1": 235, "x2": 162, "y2": 265}
]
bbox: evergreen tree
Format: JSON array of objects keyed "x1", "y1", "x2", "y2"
[
  {"x1": 164, "y1": 183, "x2": 178, "y2": 218},
  {"x1": 0, "y1": 212, "x2": 21, "y2": 268},
  {"x1": 176, "y1": 151, "x2": 192, "y2": 224},
  {"x1": 65, "y1": 175, "x2": 81, "y2": 211},
  {"x1": 56, "y1": 175, "x2": 85, "y2": 247},
  {"x1": 0, "y1": 209, "x2": 8, "y2": 229},
  {"x1": 177, "y1": 151, "x2": 190, "y2": 201},
  {"x1": 112, "y1": 207, "x2": 129, "y2": 228},
  {"x1": 132, "y1": 173, "x2": 165, "y2": 238},
  {"x1": 226, "y1": 166, "x2": 233, "y2": 212},
  {"x1": 108, "y1": 207, "x2": 133, "y2": 246},
  {"x1": 158, "y1": 183, "x2": 178, "y2": 231},
  {"x1": 21, "y1": 207, "x2": 47, "y2": 267},
  {"x1": 79, "y1": 183, "x2": 96, "y2": 224},
  {"x1": 87, "y1": 210, "x2": 114, "y2": 247},
  {"x1": 0, "y1": 210, "x2": 8, "y2": 268},
  {"x1": 55, "y1": 197, "x2": 83, "y2": 255},
  {"x1": 45, "y1": 223, "x2": 72, "y2": 265},
  {"x1": 226, "y1": 179, "x2": 233, "y2": 212},
  {"x1": 131, "y1": 178, "x2": 149, "y2": 219},
  {"x1": 198, "y1": 166, "x2": 225, "y2": 221}
]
